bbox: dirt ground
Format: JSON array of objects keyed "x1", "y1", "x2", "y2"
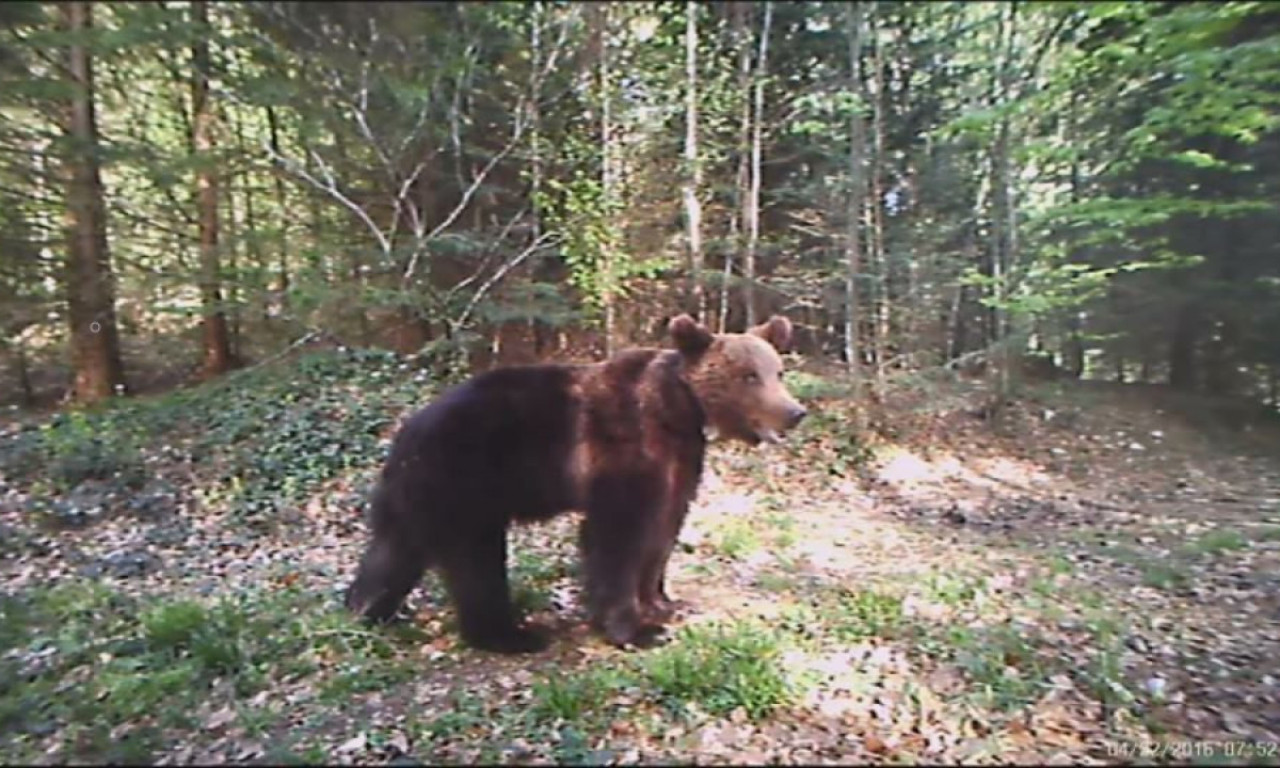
[{"x1": 2, "y1": 368, "x2": 1279, "y2": 765}]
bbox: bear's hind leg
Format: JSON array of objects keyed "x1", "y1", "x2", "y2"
[
  {"x1": 345, "y1": 535, "x2": 428, "y2": 624},
  {"x1": 440, "y1": 528, "x2": 549, "y2": 654}
]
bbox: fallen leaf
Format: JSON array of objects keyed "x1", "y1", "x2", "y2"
[
  {"x1": 337, "y1": 733, "x2": 367, "y2": 754},
  {"x1": 204, "y1": 706, "x2": 236, "y2": 731},
  {"x1": 864, "y1": 733, "x2": 888, "y2": 754}
]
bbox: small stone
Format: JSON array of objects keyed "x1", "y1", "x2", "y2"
[{"x1": 1144, "y1": 677, "x2": 1167, "y2": 700}]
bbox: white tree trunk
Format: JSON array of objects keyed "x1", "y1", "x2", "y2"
[
  {"x1": 682, "y1": 2, "x2": 704, "y2": 321},
  {"x1": 744, "y1": 0, "x2": 772, "y2": 329},
  {"x1": 844, "y1": 2, "x2": 866, "y2": 378}
]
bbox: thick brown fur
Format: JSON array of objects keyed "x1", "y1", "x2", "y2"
[{"x1": 343, "y1": 315, "x2": 806, "y2": 653}]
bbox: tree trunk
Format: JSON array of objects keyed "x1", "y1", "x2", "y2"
[
  {"x1": 1269, "y1": 365, "x2": 1277, "y2": 409},
  {"x1": 869, "y1": 1, "x2": 887, "y2": 383},
  {"x1": 844, "y1": 2, "x2": 865, "y2": 378},
  {"x1": 222, "y1": 135, "x2": 243, "y2": 360},
  {"x1": 1063, "y1": 86, "x2": 1084, "y2": 379},
  {"x1": 1063, "y1": 312, "x2": 1085, "y2": 378},
  {"x1": 192, "y1": 0, "x2": 232, "y2": 377},
  {"x1": 12, "y1": 342, "x2": 34, "y2": 407},
  {"x1": 266, "y1": 106, "x2": 289, "y2": 312},
  {"x1": 1168, "y1": 300, "x2": 1198, "y2": 391},
  {"x1": 743, "y1": 0, "x2": 772, "y2": 329},
  {"x1": 722, "y1": 0, "x2": 751, "y2": 334},
  {"x1": 60, "y1": 1, "x2": 126, "y2": 403},
  {"x1": 592, "y1": 2, "x2": 617, "y2": 357},
  {"x1": 990, "y1": 2, "x2": 1018, "y2": 401},
  {"x1": 683, "y1": 1, "x2": 705, "y2": 321},
  {"x1": 529, "y1": 1, "x2": 551, "y2": 356},
  {"x1": 232, "y1": 107, "x2": 267, "y2": 325}
]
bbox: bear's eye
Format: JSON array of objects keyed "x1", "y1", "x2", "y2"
[{"x1": 743, "y1": 372, "x2": 760, "y2": 385}]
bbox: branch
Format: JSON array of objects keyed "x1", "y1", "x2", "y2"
[
  {"x1": 260, "y1": 137, "x2": 392, "y2": 256},
  {"x1": 454, "y1": 231, "x2": 559, "y2": 329},
  {"x1": 400, "y1": 11, "x2": 569, "y2": 288},
  {"x1": 445, "y1": 207, "x2": 532, "y2": 300}
]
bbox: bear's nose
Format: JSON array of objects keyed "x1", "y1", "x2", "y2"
[{"x1": 786, "y1": 406, "x2": 807, "y2": 429}]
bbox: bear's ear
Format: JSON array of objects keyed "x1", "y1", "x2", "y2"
[
  {"x1": 747, "y1": 315, "x2": 793, "y2": 353},
  {"x1": 668, "y1": 314, "x2": 713, "y2": 357}
]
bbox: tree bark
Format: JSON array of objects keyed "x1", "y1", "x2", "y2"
[
  {"x1": 192, "y1": 0, "x2": 232, "y2": 377},
  {"x1": 266, "y1": 106, "x2": 289, "y2": 311},
  {"x1": 869, "y1": 1, "x2": 887, "y2": 382},
  {"x1": 529, "y1": 1, "x2": 551, "y2": 355},
  {"x1": 592, "y1": 2, "x2": 616, "y2": 357},
  {"x1": 743, "y1": 0, "x2": 772, "y2": 329},
  {"x1": 844, "y1": 2, "x2": 865, "y2": 377},
  {"x1": 990, "y1": 1, "x2": 1018, "y2": 400},
  {"x1": 60, "y1": 1, "x2": 126, "y2": 403},
  {"x1": 1168, "y1": 300, "x2": 1198, "y2": 391},
  {"x1": 682, "y1": 2, "x2": 705, "y2": 321},
  {"x1": 722, "y1": 0, "x2": 751, "y2": 334}
]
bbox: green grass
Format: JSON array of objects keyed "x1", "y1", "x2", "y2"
[
  {"x1": 710, "y1": 518, "x2": 762, "y2": 561},
  {"x1": 0, "y1": 579, "x2": 432, "y2": 764},
  {"x1": 510, "y1": 549, "x2": 572, "y2": 613},
  {"x1": 783, "y1": 370, "x2": 859, "y2": 401},
  {"x1": 421, "y1": 691, "x2": 489, "y2": 742},
  {"x1": 948, "y1": 621, "x2": 1052, "y2": 712},
  {"x1": 924, "y1": 572, "x2": 985, "y2": 607},
  {"x1": 528, "y1": 668, "x2": 627, "y2": 724},
  {"x1": 1183, "y1": 528, "x2": 1247, "y2": 556},
  {"x1": 1140, "y1": 561, "x2": 1190, "y2": 591},
  {"x1": 641, "y1": 621, "x2": 801, "y2": 721},
  {"x1": 824, "y1": 587, "x2": 906, "y2": 641}
]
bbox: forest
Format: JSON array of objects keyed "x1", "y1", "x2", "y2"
[{"x1": 1, "y1": 1, "x2": 1279, "y2": 764}]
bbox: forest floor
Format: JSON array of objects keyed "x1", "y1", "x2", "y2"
[{"x1": 2, "y1": 349, "x2": 1279, "y2": 765}]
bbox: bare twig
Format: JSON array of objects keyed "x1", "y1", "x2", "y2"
[
  {"x1": 454, "y1": 231, "x2": 559, "y2": 329},
  {"x1": 446, "y1": 207, "x2": 533, "y2": 299},
  {"x1": 260, "y1": 137, "x2": 392, "y2": 256}
]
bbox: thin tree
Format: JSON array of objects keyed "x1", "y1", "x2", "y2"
[
  {"x1": 743, "y1": 0, "x2": 772, "y2": 329},
  {"x1": 60, "y1": 1, "x2": 126, "y2": 402},
  {"x1": 192, "y1": 0, "x2": 232, "y2": 376},
  {"x1": 721, "y1": 0, "x2": 752, "y2": 334},
  {"x1": 592, "y1": 2, "x2": 617, "y2": 357},
  {"x1": 265, "y1": 106, "x2": 290, "y2": 313},
  {"x1": 844, "y1": 2, "x2": 866, "y2": 378},
  {"x1": 682, "y1": 1, "x2": 705, "y2": 321}
]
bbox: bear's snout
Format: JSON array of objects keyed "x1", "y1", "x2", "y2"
[{"x1": 785, "y1": 405, "x2": 807, "y2": 429}]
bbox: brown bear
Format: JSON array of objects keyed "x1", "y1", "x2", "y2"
[{"x1": 343, "y1": 314, "x2": 807, "y2": 653}]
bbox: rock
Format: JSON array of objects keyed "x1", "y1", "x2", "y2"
[{"x1": 83, "y1": 549, "x2": 162, "y2": 580}]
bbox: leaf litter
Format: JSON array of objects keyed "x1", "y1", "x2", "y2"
[{"x1": 2, "y1": 371, "x2": 1279, "y2": 764}]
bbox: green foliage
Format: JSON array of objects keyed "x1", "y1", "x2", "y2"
[
  {"x1": 1182, "y1": 528, "x2": 1247, "y2": 556},
  {"x1": 642, "y1": 621, "x2": 798, "y2": 720},
  {"x1": 824, "y1": 588, "x2": 906, "y2": 641},
  {"x1": 0, "y1": 580, "x2": 432, "y2": 763},
  {"x1": 0, "y1": 349, "x2": 431, "y2": 528},
  {"x1": 951, "y1": 621, "x2": 1051, "y2": 712},
  {"x1": 528, "y1": 668, "x2": 626, "y2": 724}
]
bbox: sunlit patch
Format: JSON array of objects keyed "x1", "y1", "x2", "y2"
[{"x1": 874, "y1": 448, "x2": 939, "y2": 485}]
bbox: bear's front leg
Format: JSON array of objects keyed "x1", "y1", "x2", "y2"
[
  {"x1": 637, "y1": 505, "x2": 692, "y2": 625},
  {"x1": 638, "y1": 540, "x2": 687, "y2": 624},
  {"x1": 580, "y1": 476, "x2": 668, "y2": 649}
]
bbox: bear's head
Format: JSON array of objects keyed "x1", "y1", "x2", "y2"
[{"x1": 668, "y1": 314, "x2": 807, "y2": 446}]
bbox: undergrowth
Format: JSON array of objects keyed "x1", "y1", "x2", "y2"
[{"x1": 0, "y1": 349, "x2": 434, "y2": 529}]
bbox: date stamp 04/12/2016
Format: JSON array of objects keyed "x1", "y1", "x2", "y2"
[{"x1": 1106, "y1": 739, "x2": 1279, "y2": 761}]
